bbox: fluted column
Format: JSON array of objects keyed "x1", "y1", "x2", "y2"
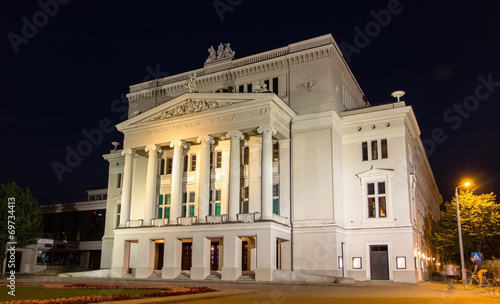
[
  {"x1": 226, "y1": 130, "x2": 244, "y2": 221},
  {"x1": 196, "y1": 135, "x2": 214, "y2": 223},
  {"x1": 144, "y1": 144, "x2": 162, "y2": 223},
  {"x1": 257, "y1": 126, "x2": 276, "y2": 219},
  {"x1": 169, "y1": 140, "x2": 187, "y2": 224},
  {"x1": 120, "y1": 148, "x2": 137, "y2": 226}
]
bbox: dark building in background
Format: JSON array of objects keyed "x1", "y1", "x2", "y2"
[{"x1": 32, "y1": 188, "x2": 106, "y2": 274}]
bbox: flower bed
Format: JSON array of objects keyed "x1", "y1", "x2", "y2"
[{"x1": 1, "y1": 285, "x2": 215, "y2": 304}]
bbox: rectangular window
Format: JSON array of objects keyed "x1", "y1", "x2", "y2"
[
  {"x1": 367, "y1": 182, "x2": 387, "y2": 218},
  {"x1": 216, "y1": 151, "x2": 222, "y2": 168},
  {"x1": 239, "y1": 84, "x2": 244, "y2": 92},
  {"x1": 371, "y1": 141, "x2": 378, "y2": 160},
  {"x1": 242, "y1": 186, "x2": 249, "y2": 214},
  {"x1": 243, "y1": 147, "x2": 249, "y2": 165},
  {"x1": 215, "y1": 190, "x2": 221, "y2": 201},
  {"x1": 116, "y1": 173, "x2": 122, "y2": 188},
  {"x1": 166, "y1": 157, "x2": 173, "y2": 174},
  {"x1": 189, "y1": 205, "x2": 195, "y2": 217},
  {"x1": 116, "y1": 204, "x2": 121, "y2": 227},
  {"x1": 166, "y1": 194, "x2": 171, "y2": 205},
  {"x1": 215, "y1": 203, "x2": 221, "y2": 215},
  {"x1": 183, "y1": 155, "x2": 188, "y2": 172},
  {"x1": 273, "y1": 142, "x2": 279, "y2": 162},
  {"x1": 273, "y1": 184, "x2": 279, "y2": 215},
  {"x1": 264, "y1": 79, "x2": 270, "y2": 91},
  {"x1": 210, "y1": 151, "x2": 214, "y2": 170},
  {"x1": 362, "y1": 142, "x2": 368, "y2": 161},
  {"x1": 160, "y1": 159, "x2": 165, "y2": 175},
  {"x1": 190, "y1": 154, "x2": 196, "y2": 171},
  {"x1": 272, "y1": 77, "x2": 279, "y2": 94},
  {"x1": 247, "y1": 83, "x2": 252, "y2": 93},
  {"x1": 189, "y1": 192, "x2": 196, "y2": 203},
  {"x1": 381, "y1": 139, "x2": 388, "y2": 159}
]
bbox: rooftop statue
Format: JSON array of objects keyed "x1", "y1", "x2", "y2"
[{"x1": 206, "y1": 42, "x2": 235, "y2": 63}]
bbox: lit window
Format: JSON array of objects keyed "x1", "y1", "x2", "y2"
[
  {"x1": 158, "y1": 194, "x2": 171, "y2": 219},
  {"x1": 190, "y1": 154, "x2": 197, "y2": 171},
  {"x1": 367, "y1": 182, "x2": 387, "y2": 218},
  {"x1": 242, "y1": 186, "x2": 249, "y2": 214},
  {"x1": 216, "y1": 151, "x2": 222, "y2": 168},
  {"x1": 371, "y1": 141, "x2": 378, "y2": 160},
  {"x1": 381, "y1": 139, "x2": 388, "y2": 159},
  {"x1": 273, "y1": 142, "x2": 279, "y2": 162}
]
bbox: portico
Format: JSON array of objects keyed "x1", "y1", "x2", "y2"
[{"x1": 109, "y1": 92, "x2": 295, "y2": 280}]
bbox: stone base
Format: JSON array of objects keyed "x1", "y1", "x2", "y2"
[
  {"x1": 111, "y1": 266, "x2": 128, "y2": 278},
  {"x1": 222, "y1": 267, "x2": 242, "y2": 281},
  {"x1": 135, "y1": 266, "x2": 153, "y2": 278},
  {"x1": 162, "y1": 266, "x2": 181, "y2": 279},
  {"x1": 255, "y1": 268, "x2": 274, "y2": 281},
  {"x1": 191, "y1": 267, "x2": 210, "y2": 280}
]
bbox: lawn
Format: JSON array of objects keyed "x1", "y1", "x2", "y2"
[{"x1": 0, "y1": 284, "x2": 215, "y2": 303}]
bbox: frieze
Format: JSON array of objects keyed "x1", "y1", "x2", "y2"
[
  {"x1": 146, "y1": 113, "x2": 237, "y2": 136},
  {"x1": 151, "y1": 99, "x2": 221, "y2": 120}
]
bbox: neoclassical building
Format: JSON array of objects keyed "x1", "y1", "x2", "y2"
[{"x1": 101, "y1": 34, "x2": 442, "y2": 283}]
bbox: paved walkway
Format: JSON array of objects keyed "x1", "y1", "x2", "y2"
[{"x1": 6, "y1": 275, "x2": 500, "y2": 304}]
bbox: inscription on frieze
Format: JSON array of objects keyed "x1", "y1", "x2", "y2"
[{"x1": 146, "y1": 114, "x2": 237, "y2": 136}]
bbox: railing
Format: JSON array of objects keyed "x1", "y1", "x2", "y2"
[
  {"x1": 126, "y1": 219, "x2": 143, "y2": 227},
  {"x1": 237, "y1": 212, "x2": 261, "y2": 223},
  {"x1": 150, "y1": 218, "x2": 169, "y2": 227},
  {"x1": 206, "y1": 214, "x2": 227, "y2": 224},
  {"x1": 177, "y1": 216, "x2": 197, "y2": 226}
]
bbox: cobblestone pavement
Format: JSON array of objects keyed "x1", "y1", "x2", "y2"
[{"x1": 5, "y1": 275, "x2": 500, "y2": 304}]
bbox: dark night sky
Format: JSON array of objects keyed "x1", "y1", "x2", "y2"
[{"x1": 1, "y1": 0, "x2": 499, "y2": 204}]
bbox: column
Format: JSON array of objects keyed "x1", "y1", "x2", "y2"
[
  {"x1": 169, "y1": 140, "x2": 187, "y2": 224},
  {"x1": 196, "y1": 136, "x2": 214, "y2": 223},
  {"x1": 191, "y1": 236, "x2": 211, "y2": 280},
  {"x1": 279, "y1": 139, "x2": 291, "y2": 218},
  {"x1": 257, "y1": 126, "x2": 276, "y2": 220},
  {"x1": 162, "y1": 236, "x2": 182, "y2": 279},
  {"x1": 248, "y1": 137, "x2": 262, "y2": 213},
  {"x1": 222, "y1": 235, "x2": 242, "y2": 280},
  {"x1": 144, "y1": 144, "x2": 162, "y2": 224},
  {"x1": 226, "y1": 130, "x2": 244, "y2": 221},
  {"x1": 120, "y1": 148, "x2": 137, "y2": 226},
  {"x1": 135, "y1": 237, "x2": 155, "y2": 278}
]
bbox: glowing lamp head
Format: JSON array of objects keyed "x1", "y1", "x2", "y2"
[{"x1": 464, "y1": 182, "x2": 471, "y2": 187}]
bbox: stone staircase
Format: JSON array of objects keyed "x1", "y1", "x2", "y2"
[
  {"x1": 175, "y1": 271, "x2": 191, "y2": 280},
  {"x1": 148, "y1": 270, "x2": 162, "y2": 279},
  {"x1": 204, "y1": 272, "x2": 222, "y2": 281},
  {"x1": 237, "y1": 272, "x2": 255, "y2": 281}
]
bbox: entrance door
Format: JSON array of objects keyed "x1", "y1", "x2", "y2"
[
  {"x1": 370, "y1": 245, "x2": 389, "y2": 280},
  {"x1": 181, "y1": 242, "x2": 192, "y2": 270},
  {"x1": 154, "y1": 243, "x2": 164, "y2": 270},
  {"x1": 210, "y1": 242, "x2": 219, "y2": 270},
  {"x1": 242, "y1": 241, "x2": 248, "y2": 271}
]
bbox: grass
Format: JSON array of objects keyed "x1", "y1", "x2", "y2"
[{"x1": 0, "y1": 285, "x2": 172, "y2": 302}]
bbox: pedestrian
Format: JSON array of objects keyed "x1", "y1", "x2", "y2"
[{"x1": 444, "y1": 263, "x2": 457, "y2": 289}]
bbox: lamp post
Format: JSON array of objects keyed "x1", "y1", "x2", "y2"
[{"x1": 456, "y1": 181, "x2": 470, "y2": 285}]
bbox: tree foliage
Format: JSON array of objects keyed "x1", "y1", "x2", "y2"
[
  {"x1": 434, "y1": 190, "x2": 500, "y2": 264},
  {"x1": 0, "y1": 182, "x2": 44, "y2": 262}
]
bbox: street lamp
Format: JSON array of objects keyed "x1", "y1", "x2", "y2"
[{"x1": 456, "y1": 181, "x2": 471, "y2": 285}]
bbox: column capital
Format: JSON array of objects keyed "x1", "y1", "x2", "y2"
[
  {"x1": 257, "y1": 126, "x2": 277, "y2": 136},
  {"x1": 196, "y1": 135, "x2": 215, "y2": 145},
  {"x1": 169, "y1": 140, "x2": 188, "y2": 149},
  {"x1": 145, "y1": 144, "x2": 162, "y2": 153},
  {"x1": 121, "y1": 148, "x2": 138, "y2": 157},
  {"x1": 225, "y1": 130, "x2": 245, "y2": 141}
]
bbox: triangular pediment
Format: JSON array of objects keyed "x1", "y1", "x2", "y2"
[
  {"x1": 356, "y1": 166, "x2": 394, "y2": 179},
  {"x1": 117, "y1": 92, "x2": 266, "y2": 131}
]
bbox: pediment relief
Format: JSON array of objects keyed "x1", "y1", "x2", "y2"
[
  {"x1": 150, "y1": 98, "x2": 245, "y2": 121},
  {"x1": 356, "y1": 166, "x2": 394, "y2": 179}
]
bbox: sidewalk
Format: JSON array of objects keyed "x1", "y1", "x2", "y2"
[{"x1": 6, "y1": 275, "x2": 500, "y2": 304}]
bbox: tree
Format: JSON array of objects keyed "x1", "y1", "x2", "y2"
[
  {"x1": 434, "y1": 190, "x2": 500, "y2": 264},
  {"x1": 0, "y1": 182, "x2": 44, "y2": 274}
]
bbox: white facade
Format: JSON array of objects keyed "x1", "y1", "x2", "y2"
[{"x1": 101, "y1": 34, "x2": 441, "y2": 283}]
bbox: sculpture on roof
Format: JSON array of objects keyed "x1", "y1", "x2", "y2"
[
  {"x1": 183, "y1": 73, "x2": 198, "y2": 92},
  {"x1": 206, "y1": 42, "x2": 236, "y2": 63}
]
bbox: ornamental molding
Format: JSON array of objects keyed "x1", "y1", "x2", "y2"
[{"x1": 150, "y1": 99, "x2": 223, "y2": 121}]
